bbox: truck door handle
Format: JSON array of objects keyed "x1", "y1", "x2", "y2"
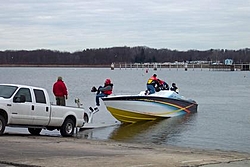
[
  {"x1": 31, "y1": 105, "x2": 34, "y2": 110},
  {"x1": 46, "y1": 107, "x2": 49, "y2": 112}
]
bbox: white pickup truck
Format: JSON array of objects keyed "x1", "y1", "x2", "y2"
[{"x1": 0, "y1": 84, "x2": 90, "y2": 137}]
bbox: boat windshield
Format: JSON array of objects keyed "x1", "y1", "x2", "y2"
[{"x1": 0, "y1": 85, "x2": 18, "y2": 98}]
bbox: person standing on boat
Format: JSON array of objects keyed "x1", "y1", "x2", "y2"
[
  {"x1": 146, "y1": 74, "x2": 159, "y2": 94},
  {"x1": 170, "y1": 83, "x2": 179, "y2": 94},
  {"x1": 53, "y1": 76, "x2": 68, "y2": 106},
  {"x1": 92, "y1": 78, "x2": 113, "y2": 106}
]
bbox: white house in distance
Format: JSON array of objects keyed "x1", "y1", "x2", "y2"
[{"x1": 225, "y1": 59, "x2": 233, "y2": 65}]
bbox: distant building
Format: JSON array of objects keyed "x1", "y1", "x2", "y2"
[{"x1": 225, "y1": 59, "x2": 233, "y2": 65}]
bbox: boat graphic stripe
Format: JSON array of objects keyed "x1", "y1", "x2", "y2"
[{"x1": 136, "y1": 98, "x2": 193, "y2": 114}]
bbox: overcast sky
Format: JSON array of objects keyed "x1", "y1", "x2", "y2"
[{"x1": 0, "y1": 0, "x2": 249, "y2": 52}]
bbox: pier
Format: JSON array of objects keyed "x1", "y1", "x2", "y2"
[{"x1": 111, "y1": 63, "x2": 250, "y2": 71}]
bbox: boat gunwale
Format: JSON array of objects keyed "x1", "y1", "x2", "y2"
[{"x1": 102, "y1": 94, "x2": 197, "y2": 105}]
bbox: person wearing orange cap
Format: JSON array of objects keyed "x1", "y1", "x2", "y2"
[{"x1": 92, "y1": 78, "x2": 113, "y2": 106}]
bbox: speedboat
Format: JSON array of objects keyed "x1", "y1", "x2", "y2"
[{"x1": 102, "y1": 90, "x2": 198, "y2": 123}]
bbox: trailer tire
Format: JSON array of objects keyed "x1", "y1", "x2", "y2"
[
  {"x1": 84, "y1": 113, "x2": 89, "y2": 123},
  {"x1": 0, "y1": 115, "x2": 6, "y2": 135},
  {"x1": 60, "y1": 118, "x2": 75, "y2": 137},
  {"x1": 28, "y1": 128, "x2": 42, "y2": 135}
]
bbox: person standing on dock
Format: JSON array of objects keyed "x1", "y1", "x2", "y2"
[
  {"x1": 53, "y1": 76, "x2": 68, "y2": 106},
  {"x1": 146, "y1": 74, "x2": 159, "y2": 94}
]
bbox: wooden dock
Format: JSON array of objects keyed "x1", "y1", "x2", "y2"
[{"x1": 111, "y1": 63, "x2": 250, "y2": 71}]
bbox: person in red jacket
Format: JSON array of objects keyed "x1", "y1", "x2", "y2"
[
  {"x1": 146, "y1": 74, "x2": 159, "y2": 94},
  {"x1": 91, "y1": 78, "x2": 113, "y2": 106},
  {"x1": 157, "y1": 79, "x2": 169, "y2": 91},
  {"x1": 53, "y1": 76, "x2": 68, "y2": 106}
]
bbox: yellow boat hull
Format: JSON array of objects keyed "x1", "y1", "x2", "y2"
[{"x1": 107, "y1": 106, "x2": 165, "y2": 123}]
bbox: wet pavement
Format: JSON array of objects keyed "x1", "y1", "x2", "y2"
[{"x1": 0, "y1": 134, "x2": 249, "y2": 167}]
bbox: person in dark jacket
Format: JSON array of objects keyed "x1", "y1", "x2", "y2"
[
  {"x1": 53, "y1": 76, "x2": 68, "y2": 106},
  {"x1": 170, "y1": 83, "x2": 179, "y2": 94},
  {"x1": 157, "y1": 79, "x2": 169, "y2": 91},
  {"x1": 91, "y1": 78, "x2": 113, "y2": 106}
]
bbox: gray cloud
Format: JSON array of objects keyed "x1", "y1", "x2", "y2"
[{"x1": 0, "y1": 0, "x2": 249, "y2": 52}]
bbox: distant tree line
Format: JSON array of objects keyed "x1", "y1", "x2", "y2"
[{"x1": 0, "y1": 46, "x2": 250, "y2": 65}]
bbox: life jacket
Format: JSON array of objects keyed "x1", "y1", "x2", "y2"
[
  {"x1": 147, "y1": 76, "x2": 158, "y2": 85},
  {"x1": 103, "y1": 90, "x2": 112, "y2": 95},
  {"x1": 103, "y1": 84, "x2": 113, "y2": 95}
]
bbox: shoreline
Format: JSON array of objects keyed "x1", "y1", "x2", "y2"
[
  {"x1": 0, "y1": 64, "x2": 111, "y2": 68},
  {"x1": 0, "y1": 134, "x2": 249, "y2": 167},
  {"x1": 0, "y1": 64, "x2": 244, "y2": 71}
]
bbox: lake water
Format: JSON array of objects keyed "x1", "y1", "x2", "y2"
[{"x1": 1, "y1": 67, "x2": 250, "y2": 153}]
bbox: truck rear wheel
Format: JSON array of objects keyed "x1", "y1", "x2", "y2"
[
  {"x1": 0, "y1": 115, "x2": 6, "y2": 135},
  {"x1": 60, "y1": 118, "x2": 75, "y2": 137},
  {"x1": 28, "y1": 128, "x2": 42, "y2": 135}
]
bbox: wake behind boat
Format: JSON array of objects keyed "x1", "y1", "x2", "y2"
[{"x1": 102, "y1": 90, "x2": 198, "y2": 123}]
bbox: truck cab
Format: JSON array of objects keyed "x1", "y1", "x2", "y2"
[{"x1": 8, "y1": 85, "x2": 51, "y2": 125}]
